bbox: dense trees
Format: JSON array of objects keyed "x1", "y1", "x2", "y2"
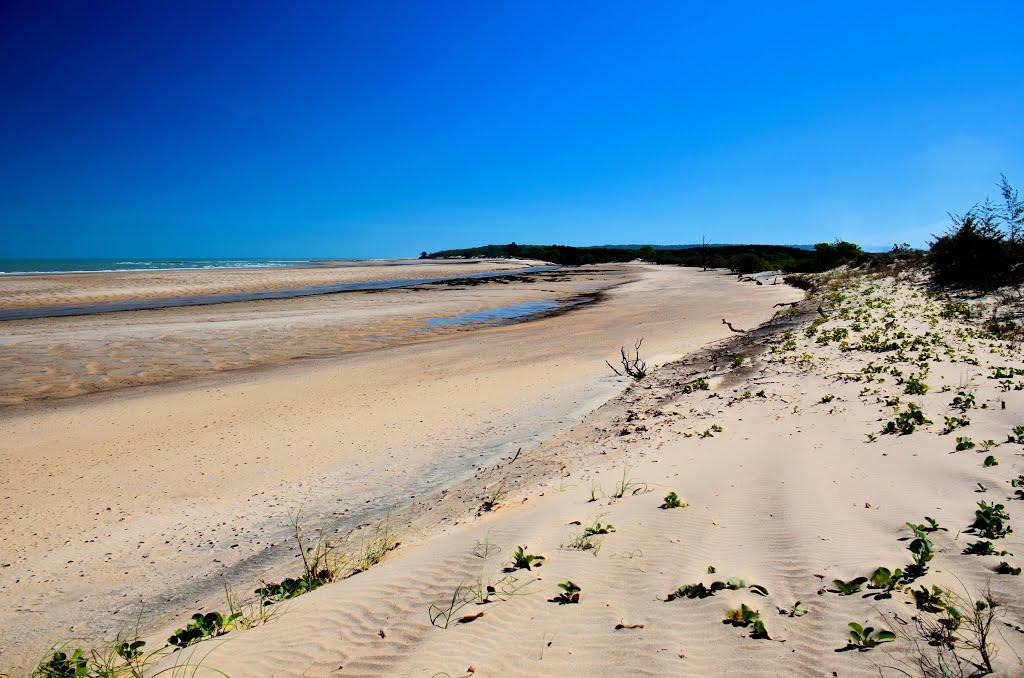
[
  {"x1": 930, "y1": 176, "x2": 1023, "y2": 290},
  {"x1": 424, "y1": 242, "x2": 867, "y2": 274}
]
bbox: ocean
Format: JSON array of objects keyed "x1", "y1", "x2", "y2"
[{"x1": 0, "y1": 258, "x2": 316, "y2": 274}]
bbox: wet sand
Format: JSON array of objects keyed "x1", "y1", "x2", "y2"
[{"x1": 0, "y1": 258, "x2": 547, "y2": 312}]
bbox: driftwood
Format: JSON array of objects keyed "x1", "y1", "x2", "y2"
[
  {"x1": 816, "y1": 305, "x2": 829, "y2": 319},
  {"x1": 721, "y1": 318, "x2": 747, "y2": 333},
  {"x1": 773, "y1": 301, "x2": 799, "y2": 308},
  {"x1": 606, "y1": 338, "x2": 648, "y2": 380}
]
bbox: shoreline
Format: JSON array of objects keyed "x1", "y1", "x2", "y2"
[{"x1": 0, "y1": 265, "x2": 561, "y2": 322}]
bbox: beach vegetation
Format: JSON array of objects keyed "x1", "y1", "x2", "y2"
[
  {"x1": 168, "y1": 611, "x2": 241, "y2": 648},
  {"x1": 667, "y1": 576, "x2": 766, "y2": 601},
  {"x1": 906, "y1": 524, "x2": 934, "y2": 575},
  {"x1": 610, "y1": 468, "x2": 648, "y2": 499},
  {"x1": 882, "y1": 403, "x2": 930, "y2": 435},
  {"x1": 479, "y1": 482, "x2": 508, "y2": 513},
  {"x1": 904, "y1": 377, "x2": 929, "y2": 395},
  {"x1": 943, "y1": 415, "x2": 970, "y2": 434},
  {"x1": 509, "y1": 545, "x2": 544, "y2": 571},
  {"x1": 912, "y1": 585, "x2": 946, "y2": 613},
  {"x1": 429, "y1": 574, "x2": 530, "y2": 628},
  {"x1": 845, "y1": 622, "x2": 896, "y2": 650},
  {"x1": 659, "y1": 491, "x2": 686, "y2": 509},
  {"x1": 777, "y1": 601, "x2": 808, "y2": 617},
  {"x1": 951, "y1": 390, "x2": 976, "y2": 411},
  {"x1": 832, "y1": 577, "x2": 867, "y2": 595},
  {"x1": 929, "y1": 176, "x2": 1024, "y2": 290},
  {"x1": 551, "y1": 580, "x2": 581, "y2": 604},
  {"x1": 995, "y1": 561, "x2": 1021, "y2": 575},
  {"x1": 868, "y1": 566, "x2": 904, "y2": 592},
  {"x1": 680, "y1": 377, "x2": 709, "y2": 393},
  {"x1": 970, "y1": 502, "x2": 1012, "y2": 539}
]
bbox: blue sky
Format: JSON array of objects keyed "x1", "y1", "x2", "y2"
[{"x1": 1, "y1": 2, "x2": 1022, "y2": 258}]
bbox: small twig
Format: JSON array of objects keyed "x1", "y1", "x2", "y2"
[{"x1": 721, "y1": 318, "x2": 747, "y2": 333}]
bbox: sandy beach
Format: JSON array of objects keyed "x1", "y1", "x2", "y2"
[
  {"x1": 135, "y1": 267, "x2": 1023, "y2": 678},
  {"x1": 0, "y1": 261, "x2": 800, "y2": 673}
]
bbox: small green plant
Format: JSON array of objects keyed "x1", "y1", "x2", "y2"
[
  {"x1": 943, "y1": 415, "x2": 970, "y2": 434},
  {"x1": 668, "y1": 582, "x2": 712, "y2": 600},
  {"x1": 995, "y1": 561, "x2": 1021, "y2": 575},
  {"x1": 777, "y1": 601, "x2": 808, "y2": 617},
  {"x1": 659, "y1": 491, "x2": 686, "y2": 509},
  {"x1": 583, "y1": 520, "x2": 615, "y2": 537},
  {"x1": 610, "y1": 468, "x2": 647, "y2": 499},
  {"x1": 911, "y1": 585, "x2": 946, "y2": 612},
  {"x1": 846, "y1": 621, "x2": 896, "y2": 650},
  {"x1": 904, "y1": 377, "x2": 929, "y2": 395},
  {"x1": 907, "y1": 523, "x2": 934, "y2": 575},
  {"x1": 980, "y1": 439, "x2": 998, "y2": 451},
  {"x1": 970, "y1": 502, "x2": 1012, "y2": 539},
  {"x1": 667, "y1": 576, "x2": 766, "y2": 601},
  {"x1": 832, "y1": 577, "x2": 867, "y2": 595},
  {"x1": 983, "y1": 455, "x2": 998, "y2": 467},
  {"x1": 951, "y1": 390, "x2": 976, "y2": 411},
  {"x1": 955, "y1": 436, "x2": 975, "y2": 451},
  {"x1": 255, "y1": 575, "x2": 324, "y2": 604},
  {"x1": 552, "y1": 580, "x2": 581, "y2": 604},
  {"x1": 34, "y1": 648, "x2": 88, "y2": 677},
  {"x1": 566, "y1": 518, "x2": 615, "y2": 551},
  {"x1": 479, "y1": 482, "x2": 508, "y2": 512},
  {"x1": 723, "y1": 603, "x2": 761, "y2": 627},
  {"x1": 510, "y1": 545, "x2": 544, "y2": 571},
  {"x1": 1008, "y1": 424, "x2": 1024, "y2": 444},
  {"x1": 472, "y1": 532, "x2": 500, "y2": 559},
  {"x1": 680, "y1": 377, "x2": 710, "y2": 393},
  {"x1": 883, "y1": 403, "x2": 930, "y2": 435},
  {"x1": 428, "y1": 574, "x2": 530, "y2": 628},
  {"x1": 868, "y1": 566, "x2": 904, "y2": 592},
  {"x1": 168, "y1": 611, "x2": 242, "y2": 648},
  {"x1": 820, "y1": 394, "x2": 835, "y2": 403},
  {"x1": 699, "y1": 423, "x2": 724, "y2": 438},
  {"x1": 114, "y1": 640, "x2": 146, "y2": 665}
]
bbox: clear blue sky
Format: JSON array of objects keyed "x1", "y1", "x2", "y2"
[{"x1": 2, "y1": 2, "x2": 1022, "y2": 258}]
